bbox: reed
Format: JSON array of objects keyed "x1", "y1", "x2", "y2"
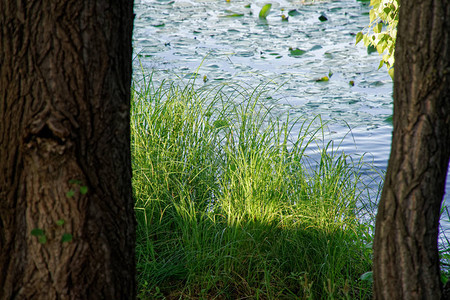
[{"x1": 131, "y1": 73, "x2": 374, "y2": 299}]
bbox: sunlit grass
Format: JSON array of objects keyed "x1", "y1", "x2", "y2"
[{"x1": 131, "y1": 73, "x2": 375, "y2": 299}]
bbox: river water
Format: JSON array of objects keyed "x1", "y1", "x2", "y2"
[{"x1": 132, "y1": 0, "x2": 450, "y2": 232}]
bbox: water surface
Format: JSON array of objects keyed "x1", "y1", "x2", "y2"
[{"x1": 133, "y1": 0, "x2": 450, "y2": 229}]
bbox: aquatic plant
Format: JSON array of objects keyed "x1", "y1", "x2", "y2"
[{"x1": 132, "y1": 73, "x2": 375, "y2": 299}]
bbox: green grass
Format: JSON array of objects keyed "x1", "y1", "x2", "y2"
[{"x1": 131, "y1": 73, "x2": 375, "y2": 299}]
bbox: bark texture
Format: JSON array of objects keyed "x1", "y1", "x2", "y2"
[
  {"x1": 373, "y1": 0, "x2": 450, "y2": 299},
  {"x1": 0, "y1": 1, "x2": 135, "y2": 299}
]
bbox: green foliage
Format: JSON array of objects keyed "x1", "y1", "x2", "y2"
[
  {"x1": 31, "y1": 228, "x2": 47, "y2": 244},
  {"x1": 67, "y1": 179, "x2": 88, "y2": 197},
  {"x1": 61, "y1": 233, "x2": 73, "y2": 243},
  {"x1": 66, "y1": 189, "x2": 75, "y2": 198},
  {"x1": 356, "y1": 0, "x2": 399, "y2": 78}
]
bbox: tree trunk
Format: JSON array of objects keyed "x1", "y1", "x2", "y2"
[
  {"x1": 0, "y1": 1, "x2": 136, "y2": 299},
  {"x1": 373, "y1": 0, "x2": 450, "y2": 299}
]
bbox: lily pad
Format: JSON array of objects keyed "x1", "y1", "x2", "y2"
[
  {"x1": 309, "y1": 45, "x2": 322, "y2": 51},
  {"x1": 318, "y1": 13, "x2": 328, "y2": 22},
  {"x1": 259, "y1": 4, "x2": 272, "y2": 19},
  {"x1": 289, "y1": 48, "x2": 306, "y2": 57},
  {"x1": 288, "y1": 9, "x2": 300, "y2": 16},
  {"x1": 223, "y1": 12, "x2": 244, "y2": 18},
  {"x1": 315, "y1": 76, "x2": 329, "y2": 82},
  {"x1": 222, "y1": 10, "x2": 245, "y2": 17},
  {"x1": 385, "y1": 115, "x2": 393, "y2": 124}
]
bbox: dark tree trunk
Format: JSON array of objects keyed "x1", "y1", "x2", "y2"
[
  {"x1": 0, "y1": 1, "x2": 135, "y2": 299},
  {"x1": 373, "y1": 0, "x2": 450, "y2": 299}
]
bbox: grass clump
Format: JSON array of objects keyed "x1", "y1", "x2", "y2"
[{"x1": 132, "y1": 74, "x2": 374, "y2": 299}]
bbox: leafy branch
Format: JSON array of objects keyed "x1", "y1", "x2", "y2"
[{"x1": 356, "y1": 0, "x2": 399, "y2": 79}]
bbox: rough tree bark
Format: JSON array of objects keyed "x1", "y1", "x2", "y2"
[
  {"x1": 0, "y1": 1, "x2": 136, "y2": 299},
  {"x1": 373, "y1": 0, "x2": 450, "y2": 299}
]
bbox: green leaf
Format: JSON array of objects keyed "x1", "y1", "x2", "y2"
[
  {"x1": 355, "y1": 32, "x2": 364, "y2": 45},
  {"x1": 259, "y1": 3, "x2": 272, "y2": 19},
  {"x1": 288, "y1": 9, "x2": 300, "y2": 16},
  {"x1": 61, "y1": 233, "x2": 73, "y2": 243},
  {"x1": 360, "y1": 271, "x2": 373, "y2": 282},
  {"x1": 315, "y1": 76, "x2": 329, "y2": 82},
  {"x1": 223, "y1": 12, "x2": 244, "y2": 18},
  {"x1": 288, "y1": 48, "x2": 306, "y2": 57},
  {"x1": 80, "y1": 186, "x2": 88, "y2": 195},
  {"x1": 318, "y1": 14, "x2": 328, "y2": 22},
  {"x1": 66, "y1": 189, "x2": 75, "y2": 198},
  {"x1": 38, "y1": 235, "x2": 47, "y2": 244},
  {"x1": 69, "y1": 179, "x2": 81, "y2": 185},
  {"x1": 385, "y1": 115, "x2": 393, "y2": 124},
  {"x1": 31, "y1": 228, "x2": 44, "y2": 236},
  {"x1": 56, "y1": 219, "x2": 65, "y2": 226},
  {"x1": 388, "y1": 67, "x2": 394, "y2": 79},
  {"x1": 374, "y1": 22, "x2": 383, "y2": 33},
  {"x1": 367, "y1": 44, "x2": 377, "y2": 54}
]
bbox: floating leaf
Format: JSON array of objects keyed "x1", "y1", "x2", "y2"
[
  {"x1": 61, "y1": 233, "x2": 73, "y2": 243},
  {"x1": 244, "y1": 3, "x2": 251, "y2": 8},
  {"x1": 349, "y1": 80, "x2": 355, "y2": 86},
  {"x1": 281, "y1": 15, "x2": 288, "y2": 21},
  {"x1": 360, "y1": 271, "x2": 373, "y2": 282},
  {"x1": 309, "y1": 45, "x2": 322, "y2": 51},
  {"x1": 288, "y1": 9, "x2": 300, "y2": 16},
  {"x1": 80, "y1": 186, "x2": 88, "y2": 195},
  {"x1": 223, "y1": 12, "x2": 244, "y2": 17},
  {"x1": 31, "y1": 228, "x2": 44, "y2": 236},
  {"x1": 385, "y1": 115, "x2": 393, "y2": 124},
  {"x1": 259, "y1": 3, "x2": 272, "y2": 19},
  {"x1": 289, "y1": 48, "x2": 306, "y2": 57},
  {"x1": 315, "y1": 76, "x2": 329, "y2": 82},
  {"x1": 153, "y1": 23, "x2": 165, "y2": 28},
  {"x1": 318, "y1": 13, "x2": 328, "y2": 22}
]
